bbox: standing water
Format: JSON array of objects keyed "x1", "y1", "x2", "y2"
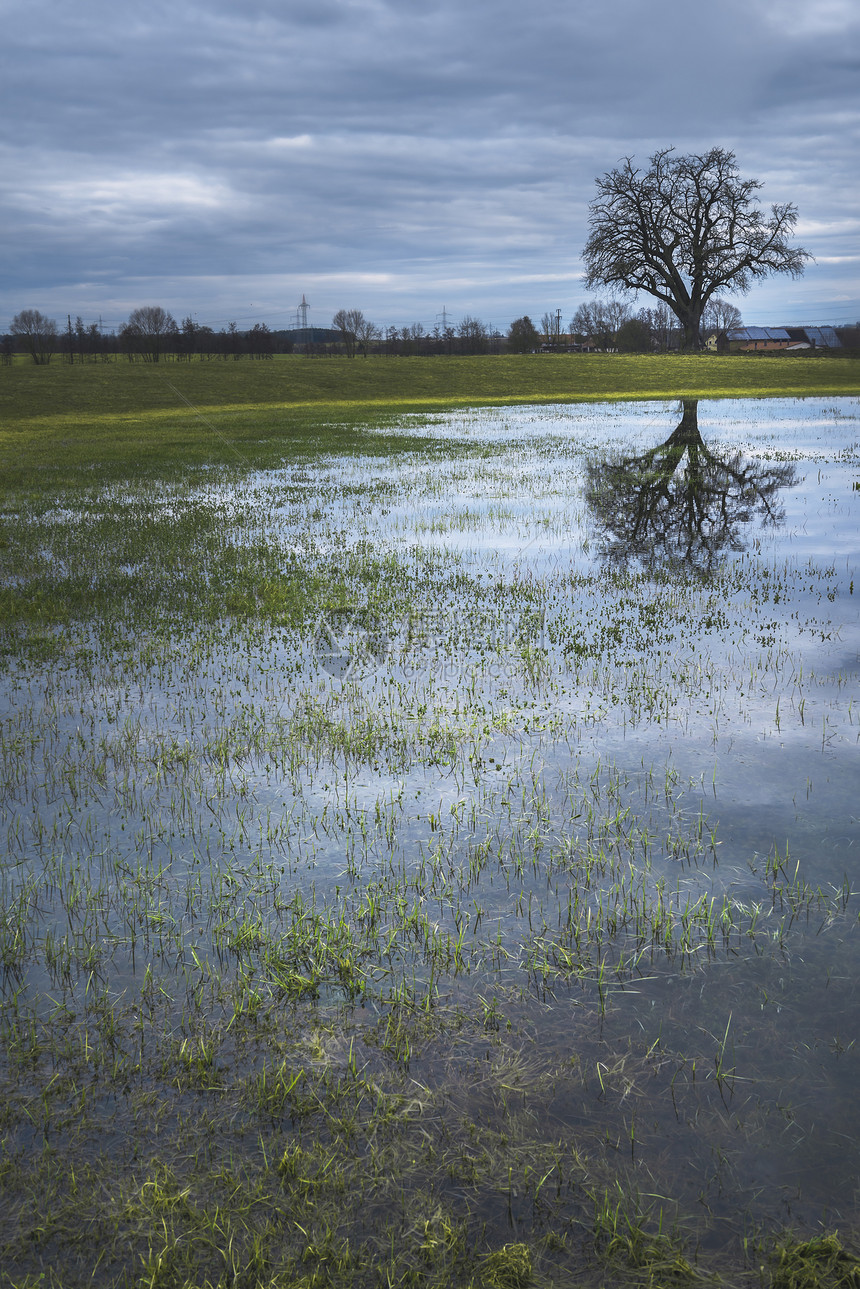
[{"x1": 1, "y1": 396, "x2": 858, "y2": 1286}]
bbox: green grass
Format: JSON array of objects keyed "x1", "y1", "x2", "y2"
[
  {"x1": 1, "y1": 352, "x2": 857, "y2": 477},
  {"x1": 770, "y1": 1234, "x2": 860, "y2": 1289}
]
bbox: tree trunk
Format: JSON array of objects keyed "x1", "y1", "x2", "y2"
[{"x1": 676, "y1": 305, "x2": 703, "y2": 351}]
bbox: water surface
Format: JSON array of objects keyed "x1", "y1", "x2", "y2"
[{"x1": 1, "y1": 395, "x2": 859, "y2": 1280}]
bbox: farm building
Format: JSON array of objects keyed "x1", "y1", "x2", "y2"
[
  {"x1": 714, "y1": 327, "x2": 792, "y2": 352},
  {"x1": 788, "y1": 326, "x2": 842, "y2": 349},
  {"x1": 707, "y1": 325, "x2": 844, "y2": 353}
]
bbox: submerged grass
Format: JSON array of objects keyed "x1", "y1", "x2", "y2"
[
  {"x1": 770, "y1": 1234, "x2": 860, "y2": 1289},
  {"x1": 0, "y1": 389, "x2": 858, "y2": 1286}
]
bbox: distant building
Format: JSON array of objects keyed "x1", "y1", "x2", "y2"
[
  {"x1": 708, "y1": 325, "x2": 844, "y2": 353},
  {"x1": 787, "y1": 326, "x2": 842, "y2": 350},
  {"x1": 716, "y1": 327, "x2": 792, "y2": 352}
]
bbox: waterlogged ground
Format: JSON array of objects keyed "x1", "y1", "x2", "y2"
[{"x1": 1, "y1": 396, "x2": 859, "y2": 1287}]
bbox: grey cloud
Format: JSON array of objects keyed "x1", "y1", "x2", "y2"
[{"x1": 1, "y1": 0, "x2": 857, "y2": 327}]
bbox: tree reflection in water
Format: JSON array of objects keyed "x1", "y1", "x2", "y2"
[{"x1": 584, "y1": 400, "x2": 798, "y2": 572}]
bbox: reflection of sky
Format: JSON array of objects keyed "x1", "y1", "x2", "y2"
[
  {"x1": 248, "y1": 400, "x2": 860, "y2": 699},
  {"x1": 5, "y1": 393, "x2": 860, "y2": 1238},
  {"x1": 284, "y1": 398, "x2": 860, "y2": 578},
  {"x1": 778, "y1": 463, "x2": 860, "y2": 559},
  {"x1": 305, "y1": 397, "x2": 860, "y2": 893},
  {"x1": 6, "y1": 397, "x2": 858, "y2": 891}
]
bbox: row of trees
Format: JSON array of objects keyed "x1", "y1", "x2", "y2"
[
  {"x1": 5, "y1": 308, "x2": 511, "y2": 363},
  {"x1": 5, "y1": 307, "x2": 285, "y2": 364},
  {"x1": 508, "y1": 295, "x2": 743, "y2": 353},
  {"x1": 332, "y1": 310, "x2": 504, "y2": 357},
  {"x1": 329, "y1": 300, "x2": 745, "y2": 358},
  {"x1": 7, "y1": 293, "x2": 813, "y2": 363},
  {"x1": 118, "y1": 311, "x2": 280, "y2": 362}
]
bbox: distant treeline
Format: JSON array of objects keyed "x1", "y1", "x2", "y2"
[
  {"x1": 2, "y1": 306, "x2": 508, "y2": 364},
  {"x1": 2, "y1": 309, "x2": 298, "y2": 364},
  {"x1": 4, "y1": 304, "x2": 859, "y2": 365}
]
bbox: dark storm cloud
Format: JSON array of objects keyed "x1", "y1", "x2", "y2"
[{"x1": 2, "y1": 0, "x2": 857, "y2": 329}]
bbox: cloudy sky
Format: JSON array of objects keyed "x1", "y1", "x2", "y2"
[{"x1": 2, "y1": 0, "x2": 858, "y2": 336}]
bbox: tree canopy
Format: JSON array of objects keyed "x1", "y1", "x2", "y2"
[
  {"x1": 582, "y1": 148, "x2": 809, "y2": 350},
  {"x1": 120, "y1": 306, "x2": 177, "y2": 362},
  {"x1": 507, "y1": 316, "x2": 540, "y2": 353},
  {"x1": 10, "y1": 309, "x2": 58, "y2": 364}
]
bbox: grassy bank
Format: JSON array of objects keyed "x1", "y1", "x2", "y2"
[{"x1": 1, "y1": 351, "x2": 857, "y2": 476}]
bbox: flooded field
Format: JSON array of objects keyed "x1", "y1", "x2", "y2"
[{"x1": 1, "y1": 396, "x2": 859, "y2": 1287}]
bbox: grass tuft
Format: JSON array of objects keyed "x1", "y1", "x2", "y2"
[{"x1": 771, "y1": 1234, "x2": 860, "y2": 1289}]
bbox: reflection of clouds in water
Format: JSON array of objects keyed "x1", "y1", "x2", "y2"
[
  {"x1": 3, "y1": 397, "x2": 859, "y2": 1265},
  {"x1": 255, "y1": 399, "x2": 858, "y2": 578}
]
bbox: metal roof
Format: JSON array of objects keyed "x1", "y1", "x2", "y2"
[
  {"x1": 803, "y1": 326, "x2": 842, "y2": 348},
  {"x1": 725, "y1": 327, "x2": 790, "y2": 341}
]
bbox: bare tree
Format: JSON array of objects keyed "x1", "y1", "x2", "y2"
[
  {"x1": 570, "y1": 302, "x2": 596, "y2": 345},
  {"x1": 353, "y1": 314, "x2": 380, "y2": 357},
  {"x1": 540, "y1": 312, "x2": 557, "y2": 346},
  {"x1": 457, "y1": 316, "x2": 489, "y2": 354},
  {"x1": 603, "y1": 298, "x2": 632, "y2": 344},
  {"x1": 571, "y1": 299, "x2": 628, "y2": 350},
  {"x1": 703, "y1": 297, "x2": 743, "y2": 334},
  {"x1": 121, "y1": 306, "x2": 177, "y2": 362},
  {"x1": 10, "y1": 309, "x2": 58, "y2": 364},
  {"x1": 583, "y1": 147, "x2": 809, "y2": 350},
  {"x1": 332, "y1": 308, "x2": 366, "y2": 357},
  {"x1": 638, "y1": 302, "x2": 675, "y2": 351},
  {"x1": 590, "y1": 300, "x2": 615, "y2": 350},
  {"x1": 74, "y1": 315, "x2": 87, "y2": 363}
]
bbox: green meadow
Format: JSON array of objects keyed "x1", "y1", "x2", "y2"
[
  {"x1": 1, "y1": 358, "x2": 860, "y2": 1288},
  {"x1": 2, "y1": 351, "x2": 858, "y2": 475}
]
